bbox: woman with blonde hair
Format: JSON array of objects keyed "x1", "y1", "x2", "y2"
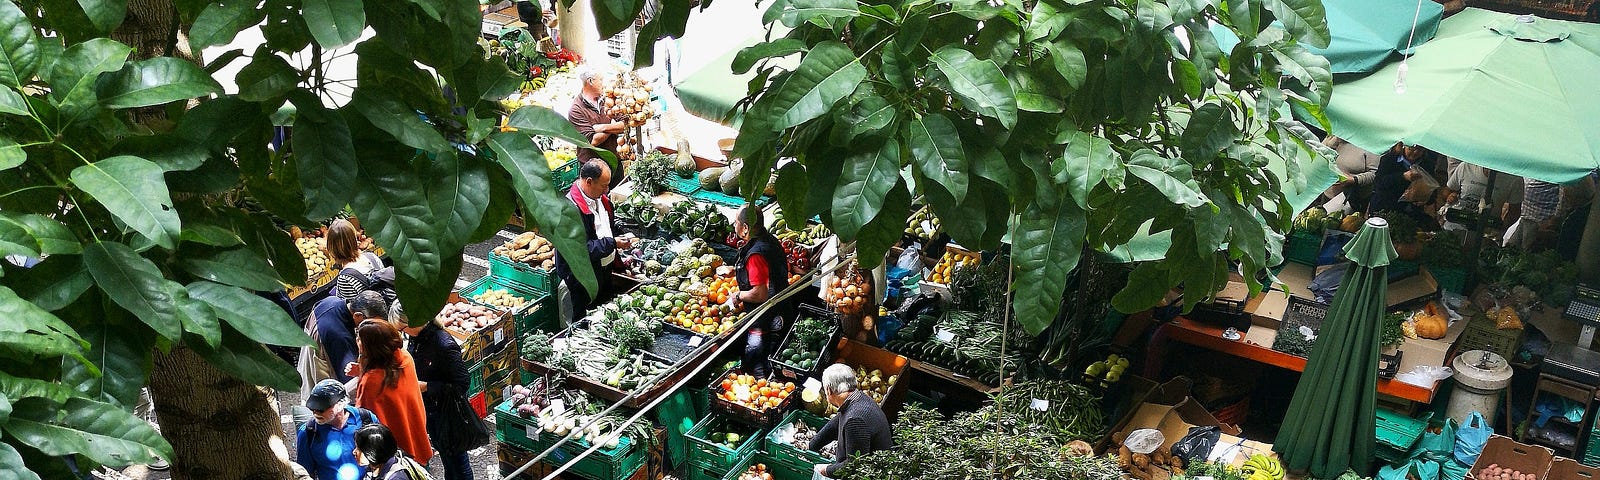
[
  {"x1": 330, "y1": 219, "x2": 390, "y2": 303},
  {"x1": 344, "y1": 295, "x2": 432, "y2": 466}
]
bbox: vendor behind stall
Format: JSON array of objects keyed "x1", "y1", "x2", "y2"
[
  {"x1": 555, "y1": 160, "x2": 633, "y2": 325},
  {"x1": 724, "y1": 205, "x2": 791, "y2": 377},
  {"x1": 809, "y1": 363, "x2": 892, "y2": 478},
  {"x1": 568, "y1": 66, "x2": 627, "y2": 189}
]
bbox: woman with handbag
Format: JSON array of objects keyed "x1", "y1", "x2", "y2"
[{"x1": 392, "y1": 302, "x2": 488, "y2": 480}]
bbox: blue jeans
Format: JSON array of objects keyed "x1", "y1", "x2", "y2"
[
  {"x1": 743, "y1": 329, "x2": 769, "y2": 377},
  {"x1": 440, "y1": 450, "x2": 473, "y2": 480}
]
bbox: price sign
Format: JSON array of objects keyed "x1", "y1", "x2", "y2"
[
  {"x1": 494, "y1": 328, "x2": 505, "y2": 344},
  {"x1": 526, "y1": 424, "x2": 541, "y2": 441},
  {"x1": 803, "y1": 377, "x2": 822, "y2": 391},
  {"x1": 549, "y1": 399, "x2": 566, "y2": 415},
  {"x1": 935, "y1": 328, "x2": 956, "y2": 342},
  {"x1": 1030, "y1": 398, "x2": 1050, "y2": 412},
  {"x1": 687, "y1": 336, "x2": 704, "y2": 347}
]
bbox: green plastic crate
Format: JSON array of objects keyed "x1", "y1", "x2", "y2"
[
  {"x1": 489, "y1": 252, "x2": 554, "y2": 295},
  {"x1": 1376, "y1": 409, "x2": 1430, "y2": 464},
  {"x1": 685, "y1": 413, "x2": 766, "y2": 473},
  {"x1": 670, "y1": 175, "x2": 701, "y2": 195},
  {"x1": 719, "y1": 450, "x2": 758, "y2": 480},
  {"x1": 764, "y1": 410, "x2": 828, "y2": 466},
  {"x1": 462, "y1": 275, "x2": 553, "y2": 335},
  {"x1": 492, "y1": 401, "x2": 646, "y2": 480},
  {"x1": 757, "y1": 452, "x2": 817, "y2": 480},
  {"x1": 1430, "y1": 265, "x2": 1468, "y2": 294},
  {"x1": 552, "y1": 159, "x2": 580, "y2": 191},
  {"x1": 1285, "y1": 230, "x2": 1322, "y2": 266},
  {"x1": 691, "y1": 189, "x2": 772, "y2": 208}
]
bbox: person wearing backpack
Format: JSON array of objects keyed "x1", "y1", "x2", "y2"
[
  {"x1": 329, "y1": 219, "x2": 396, "y2": 304},
  {"x1": 354, "y1": 423, "x2": 432, "y2": 480},
  {"x1": 297, "y1": 379, "x2": 382, "y2": 480}
]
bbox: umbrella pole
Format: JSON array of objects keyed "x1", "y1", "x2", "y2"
[{"x1": 1466, "y1": 169, "x2": 1499, "y2": 289}]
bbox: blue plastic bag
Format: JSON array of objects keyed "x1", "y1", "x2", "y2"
[{"x1": 1453, "y1": 412, "x2": 1492, "y2": 467}]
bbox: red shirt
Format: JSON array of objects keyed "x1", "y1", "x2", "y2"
[{"x1": 746, "y1": 255, "x2": 769, "y2": 286}]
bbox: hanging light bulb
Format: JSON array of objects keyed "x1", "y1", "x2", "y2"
[{"x1": 1394, "y1": 62, "x2": 1409, "y2": 94}]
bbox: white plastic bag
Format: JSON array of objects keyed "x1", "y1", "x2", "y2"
[
  {"x1": 1123, "y1": 429, "x2": 1166, "y2": 455},
  {"x1": 1395, "y1": 366, "x2": 1454, "y2": 387}
]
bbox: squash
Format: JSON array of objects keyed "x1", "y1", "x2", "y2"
[
  {"x1": 720, "y1": 159, "x2": 742, "y2": 195},
  {"x1": 1414, "y1": 302, "x2": 1448, "y2": 339},
  {"x1": 700, "y1": 167, "x2": 726, "y2": 191},
  {"x1": 674, "y1": 140, "x2": 697, "y2": 178},
  {"x1": 1341, "y1": 212, "x2": 1366, "y2": 232}
]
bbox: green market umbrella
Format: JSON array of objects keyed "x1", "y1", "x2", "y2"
[
  {"x1": 1213, "y1": 0, "x2": 1443, "y2": 74},
  {"x1": 1274, "y1": 217, "x2": 1397, "y2": 478},
  {"x1": 1324, "y1": 9, "x2": 1600, "y2": 184}
]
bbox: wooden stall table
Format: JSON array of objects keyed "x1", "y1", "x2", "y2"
[{"x1": 1149, "y1": 316, "x2": 1441, "y2": 404}]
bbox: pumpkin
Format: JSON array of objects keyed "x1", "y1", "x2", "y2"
[
  {"x1": 1341, "y1": 212, "x2": 1366, "y2": 232},
  {"x1": 1414, "y1": 302, "x2": 1447, "y2": 339}
]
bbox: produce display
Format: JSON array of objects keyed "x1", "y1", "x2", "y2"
[
  {"x1": 672, "y1": 141, "x2": 697, "y2": 178},
  {"x1": 1291, "y1": 207, "x2": 1366, "y2": 234},
  {"x1": 1476, "y1": 464, "x2": 1532, "y2": 480},
  {"x1": 1239, "y1": 454, "x2": 1285, "y2": 480},
  {"x1": 702, "y1": 428, "x2": 749, "y2": 450},
  {"x1": 436, "y1": 302, "x2": 503, "y2": 335},
  {"x1": 805, "y1": 366, "x2": 894, "y2": 415},
  {"x1": 544, "y1": 147, "x2": 576, "y2": 169},
  {"x1": 471, "y1": 288, "x2": 527, "y2": 311},
  {"x1": 905, "y1": 206, "x2": 941, "y2": 242},
  {"x1": 772, "y1": 212, "x2": 830, "y2": 245},
  {"x1": 705, "y1": 276, "x2": 739, "y2": 305},
  {"x1": 615, "y1": 190, "x2": 659, "y2": 226},
  {"x1": 734, "y1": 463, "x2": 773, "y2": 480},
  {"x1": 1117, "y1": 446, "x2": 1187, "y2": 479},
  {"x1": 492, "y1": 231, "x2": 556, "y2": 270},
  {"x1": 773, "y1": 416, "x2": 836, "y2": 458},
  {"x1": 505, "y1": 378, "x2": 654, "y2": 450},
  {"x1": 996, "y1": 381, "x2": 1105, "y2": 442},
  {"x1": 522, "y1": 331, "x2": 554, "y2": 362},
  {"x1": 927, "y1": 248, "x2": 980, "y2": 285},
  {"x1": 824, "y1": 264, "x2": 873, "y2": 316},
  {"x1": 1083, "y1": 354, "x2": 1130, "y2": 387},
  {"x1": 1477, "y1": 245, "x2": 1580, "y2": 307},
  {"x1": 629, "y1": 150, "x2": 675, "y2": 195},
  {"x1": 716, "y1": 372, "x2": 796, "y2": 412},
  {"x1": 296, "y1": 237, "x2": 331, "y2": 282},
  {"x1": 617, "y1": 237, "x2": 679, "y2": 277},
  {"x1": 833, "y1": 405, "x2": 1123, "y2": 480},
  {"x1": 663, "y1": 201, "x2": 731, "y2": 241},
  {"x1": 885, "y1": 308, "x2": 1029, "y2": 386},
  {"x1": 602, "y1": 71, "x2": 654, "y2": 162},
  {"x1": 775, "y1": 314, "x2": 834, "y2": 371}
]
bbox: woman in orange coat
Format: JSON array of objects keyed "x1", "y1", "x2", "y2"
[{"x1": 347, "y1": 316, "x2": 433, "y2": 466}]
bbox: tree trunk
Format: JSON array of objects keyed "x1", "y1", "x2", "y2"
[{"x1": 149, "y1": 348, "x2": 299, "y2": 480}]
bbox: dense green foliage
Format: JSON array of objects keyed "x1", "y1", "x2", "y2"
[{"x1": 730, "y1": 0, "x2": 1336, "y2": 334}]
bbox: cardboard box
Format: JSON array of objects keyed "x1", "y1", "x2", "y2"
[
  {"x1": 1388, "y1": 267, "x2": 1440, "y2": 308},
  {"x1": 1396, "y1": 337, "x2": 1452, "y2": 378},
  {"x1": 1243, "y1": 325, "x2": 1279, "y2": 349},
  {"x1": 1208, "y1": 433, "x2": 1277, "y2": 467},
  {"x1": 1276, "y1": 263, "x2": 1317, "y2": 299},
  {"x1": 1549, "y1": 456, "x2": 1600, "y2": 480},
  {"x1": 1248, "y1": 292, "x2": 1291, "y2": 329},
  {"x1": 1466, "y1": 435, "x2": 1554, "y2": 480}
]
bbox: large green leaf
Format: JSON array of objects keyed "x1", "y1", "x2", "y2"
[
  {"x1": 831, "y1": 139, "x2": 900, "y2": 240},
  {"x1": 351, "y1": 151, "x2": 442, "y2": 282},
  {"x1": 1126, "y1": 150, "x2": 1207, "y2": 208},
  {"x1": 231, "y1": 210, "x2": 307, "y2": 286},
  {"x1": 113, "y1": 134, "x2": 209, "y2": 172},
  {"x1": 187, "y1": 281, "x2": 312, "y2": 347},
  {"x1": 47, "y1": 38, "x2": 131, "y2": 125},
  {"x1": 69, "y1": 156, "x2": 181, "y2": 249},
  {"x1": 303, "y1": 0, "x2": 367, "y2": 48},
  {"x1": 187, "y1": 325, "x2": 300, "y2": 390},
  {"x1": 486, "y1": 132, "x2": 598, "y2": 296},
  {"x1": 904, "y1": 113, "x2": 970, "y2": 204},
  {"x1": 843, "y1": 93, "x2": 895, "y2": 141},
  {"x1": 171, "y1": 288, "x2": 214, "y2": 349},
  {"x1": 289, "y1": 92, "x2": 359, "y2": 220},
  {"x1": 854, "y1": 179, "x2": 911, "y2": 270},
  {"x1": 779, "y1": 0, "x2": 858, "y2": 28},
  {"x1": 425, "y1": 150, "x2": 490, "y2": 251},
  {"x1": 189, "y1": 0, "x2": 266, "y2": 50},
  {"x1": 83, "y1": 242, "x2": 182, "y2": 340},
  {"x1": 0, "y1": 1, "x2": 43, "y2": 88},
  {"x1": 3, "y1": 396, "x2": 172, "y2": 467},
  {"x1": 351, "y1": 88, "x2": 451, "y2": 154},
  {"x1": 0, "y1": 441, "x2": 41, "y2": 480},
  {"x1": 0, "y1": 371, "x2": 72, "y2": 405},
  {"x1": 1178, "y1": 103, "x2": 1235, "y2": 161},
  {"x1": 178, "y1": 246, "x2": 284, "y2": 291},
  {"x1": 505, "y1": 106, "x2": 618, "y2": 165},
  {"x1": 235, "y1": 50, "x2": 299, "y2": 102},
  {"x1": 468, "y1": 166, "x2": 515, "y2": 244},
  {"x1": 0, "y1": 213, "x2": 80, "y2": 256},
  {"x1": 929, "y1": 46, "x2": 1017, "y2": 128},
  {"x1": 592, "y1": 0, "x2": 646, "y2": 38},
  {"x1": 0, "y1": 87, "x2": 26, "y2": 116},
  {"x1": 732, "y1": 39, "x2": 806, "y2": 75},
  {"x1": 0, "y1": 136, "x2": 22, "y2": 170},
  {"x1": 1054, "y1": 130, "x2": 1117, "y2": 208},
  {"x1": 97, "y1": 57, "x2": 223, "y2": 109},
  {"x1": 0, "y1": 285, "x2": 87, "y2": 351},
  {"x1": 75, "y1": 0, "x2": 128, "y2": 33},
  {"x1": 773, "y1": 162, "x2": 813, "y2": 222},
  {"x1": 1010, "y1": 67, "x2": 1066, "y2": 113},
  {"x1": 60, "y1": 321, "x2": 150, "y2": 408},
  {"x1": 8, "y1": 256, "x2": 92, "y2": 311},
  {"x1": 394, "y1": 251, "x2": 461, "y2": 328},
  {"x1": 1262, "y1": 0, "x2": 1329, "y2": 48},
  {"x1": 761, "y1": 41, "x2": 865, "y2": 130},
  {"x1": 1013, "y1": 196, "x2": 1086, "y2": 335}
]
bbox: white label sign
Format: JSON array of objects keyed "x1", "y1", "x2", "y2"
[
  {"x1": 1031, "y1": 398, "x2": 1050, "y2": 412},
  {"x1": 803, "y1": 377, "x2": 822, "y2": 391},
  {"x1": 935, "y1": 328, "x2": 956, "y2": 342},
  {"x1": 687, "y1": 336, "x2": 704, "y2": 347},
  {"x1": 526, "y1": 424, "x2": 540, "y2": 441},
  {"x1": 549, "y1": 399, "x2": 566, "y2": 415},
  {"x1": 494, "y1": 328, "x2": 505, "y2": 344}
]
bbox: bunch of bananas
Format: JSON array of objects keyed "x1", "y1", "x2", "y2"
[
  {"x1": 905, "y1": 207, "x2": 940, "y2": 241},
  {"x1": 1083, "y1": 354, "x2": 1130, "y2": 387},
  {"x1": 1240, "y1": 454, "x2": 1284, "y2": 480}
]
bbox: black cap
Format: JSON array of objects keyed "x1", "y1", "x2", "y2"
[{"x1": 306, "y1": 379, "x2": 346, "y2": 411}]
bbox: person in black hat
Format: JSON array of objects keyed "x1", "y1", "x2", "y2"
[{"x1": 296, "y1": 379, "x2": 383, "y2": 480}]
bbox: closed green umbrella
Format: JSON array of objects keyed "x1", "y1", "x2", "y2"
[
  {"x1": 1274, "y1": 217, "x2": 1397, "y2": 478},
  {"x1": 1324, "y1": 9, "x2": 1600, "y2": 184},
  {"x1": 1213, "y1": 0, "x2": 1443, "y2": 74}
]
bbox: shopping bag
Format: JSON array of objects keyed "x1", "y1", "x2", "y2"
[
  {"x1": 1453, "y1": 412, "x2": 1491, "y2": 466},
  {"x1": 1438, "y1": 458, "x2": 1469, "y2": 480},
  {"x1": 1413, "y1": 418, "x2": 1457, "y2": 457},
  {"x1": 1378, "y1": 460, "x2": 1440, "y2": 480}
]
